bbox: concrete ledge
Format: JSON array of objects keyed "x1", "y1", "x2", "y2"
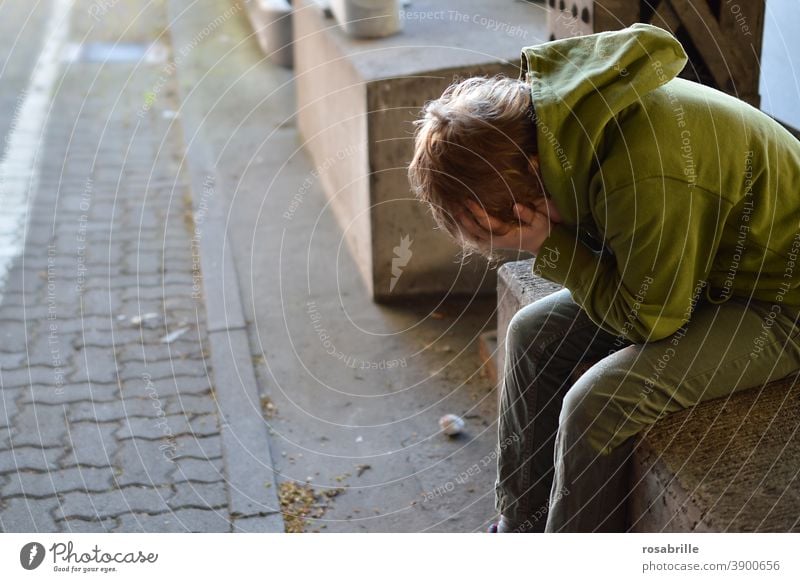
[
  {"x1": 630, "y1": 372, "x2": 800, "y2": 532},
  {"x1": 496, "y1": 258, "x2": 800, "y2": 532}
]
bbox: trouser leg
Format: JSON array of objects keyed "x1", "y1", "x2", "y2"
[
  {"x1": 495, "y1": 289, "x2": 624, "y2": 531},
  {"x1": 546, "y1": 296, "x2": 800, "y2": 532}
]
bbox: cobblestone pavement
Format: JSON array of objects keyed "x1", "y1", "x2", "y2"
[{"x1": 0, "y1": 0, "x2": 275, "y2": 532}]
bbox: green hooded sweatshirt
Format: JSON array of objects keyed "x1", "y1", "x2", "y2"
[{"x1": 521, "y1": 23, "x2": 800, "y2": 343}]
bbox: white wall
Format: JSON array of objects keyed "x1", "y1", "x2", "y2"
[{"x1": 759, "y1": 0, "x2": 800, "y2": 129}]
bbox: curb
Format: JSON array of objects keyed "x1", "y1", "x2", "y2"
[
  {"x1": 181, "y1": 127, "x2": 285, "y2": 533},
  {"x1": 167, "y1": 14, "x2": 285, "y2": 532}
]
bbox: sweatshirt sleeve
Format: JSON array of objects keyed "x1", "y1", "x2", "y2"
[{"x1": 532, "y1": 177, "x2": 732, "y2": 342}]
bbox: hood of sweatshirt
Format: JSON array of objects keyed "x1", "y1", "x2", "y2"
[{"x1": 519, "y1": 23, "x2": 688, "y2": 229}]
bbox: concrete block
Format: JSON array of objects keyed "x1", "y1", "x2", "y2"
[
  {"x1": 245, "y1": 0, "x2": 294, "y2": 68},
  {"x1": 330, "y1": 0, "x2": 402, "y2": 39},
  {"x1": 293, "y1": 0, "x2": 549, "y2": 300},
  {"x1": 630, "y1": 373, "x2": 800, "y2": 532}
]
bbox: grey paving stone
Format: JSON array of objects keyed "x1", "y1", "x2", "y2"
[
  {"x1": 61, "y1": 421, "x2": 118, "y2": 467},
  {"x1": 55, "y1": 317, "x2": 114, "y2": 334},
  {"x1": 162, "y1": 272, "x2": 194, "y2": 286},
  {"x1": 0, "y1": 316, "x2": 35, "y2": 337},
  {"x1": 188, "y1": 414, "x2": 218, "y2": 437},
  {"x1": 171, "y1": 457, "x2": 224, "y2": 484},
  {"x1": 119, "y1": 358, "x2": 208, "y2": 382},
  {"x1": 121, "y1": 286, "x2": 168, "y2": 301},
  {"x1": 135, "y1": 240, "x2": 186, "y2": 254},
  {"x1": 0, "y1": 271, "x2": 38, "y2": 295},
  {"x1": 71, "y1": 327, "x2": 148, "y2": 350},
  {"x1": 123, "y1": 252, "x2": 163, "y2": 275},
  {"x1": 25, "y1": 329, "x2": 75, "y2": 368},
  {"x1": 128, "y1": 212, "x2": 164, "y2": 231},
  {"x1": 3, "y1": 466, "x2": 115, "y2": 497},
  {"x1": 70, "y1": 347, "x2": 121, "y2": 383},
  {"x1": 91, "y1": 274, "x2": 164, "y2": 289},
  {"x1": 84, "y1": 245, "x2": 125, "y2": 267},
  {"x1": 0, "y1": 351, "x2": 27, "y2": 369},
  {"x1": 23, "y1": 383, "x2": 119, "y2": 405},
  {"x1": 0, "y1": 387, "x2": 23, "y2": 429},
  {"x1": 0, "y1": 496, "x2": 61, "y2": 532},
  {"x1": 163, "y1": 393, "x2": 218, "y2": 416},
  {"x1": 120, "y1": 300, "x2": 163, "y2": 319},
  {"x1": 1, "y1": 366, "x2": 67, "y2": 388},
  {"x1": 163, "y1": 296, "x2": 201, "y2": 314},
  {"x1": 50, "y1": 290, "x2": 85, "y2": 319},
  {"x1": 169, "y1": 481, "x2": 227, "y2": 509},
  {"x1": 112, "y1": 438, "x2": 178, "y2": 487},
  {"x1": 172, "y1": 434, "x2": 222, "y2": 460},
  {"x1": 52, "y1": 262, "x2": 124, "y2": 282},
  {"x1": 0, "y1": 304, "x2": 48, "y2": 322},
  {"x1": 163, "y1": 249, "x2": 192, "y2": 267},
  {"x1": 67, "y1": 398, "x2": 158, "y2": 423},
  {"x1": 0, "y1": 447, "x2": 61, "y2": 473},
  {"x1": 115, "y1": 508, "x2": 229, "y2": 532},
  {"x1": 0, "y1": 292, "x2": 28, "y2": 306},
  {"x1": 8, "y1": 401, "x2": 68, "y2": 447},
  {"x1": 119, "y1": 375, "x2": 212, "y2": 399},
  {"x1": 118, "y1": 341, "x2": 205, "y2": 363},
  {"x1": 115, "y1": 413, "x2": 216, "y2": 440},
  {"x1": 59, "y1": 517, "x2": 119, "y2": 533},
  {"x1": 115, "y1": 231, "x2": 164, "y2": 246},
  {"x1": 56, "y1": 486, "x2": 172, "y2": 520}
]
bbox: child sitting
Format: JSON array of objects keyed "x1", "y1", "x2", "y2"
[{"x1": 408, "y1": 23, "x2": 800, "y2": 532}]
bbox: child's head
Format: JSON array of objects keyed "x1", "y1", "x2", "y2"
[{"x1": 407, "y1": 75, "x2": 544, "y2": 251}]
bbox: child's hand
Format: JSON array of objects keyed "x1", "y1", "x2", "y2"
[{"x1": 458, "y1": 198, "x2": 558, "y2": 255}]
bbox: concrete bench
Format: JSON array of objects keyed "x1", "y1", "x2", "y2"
[{"x1": 491, "y1": 259, "x2": 800, "y2": 532}]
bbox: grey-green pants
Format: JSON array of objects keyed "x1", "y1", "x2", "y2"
[{"x1": 496, "y1": 288, "x2": 800, "y2": 532}]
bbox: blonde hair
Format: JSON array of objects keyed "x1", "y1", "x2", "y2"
[{"x1": 407, "y1": 75, "x2": 542, "y2": 252}]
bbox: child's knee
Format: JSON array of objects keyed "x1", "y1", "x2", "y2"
[
  {"x1": 506, "y1": 298, "x2": 576, "y2": 360},
  {"x1": 507, "y1": 305, "x2": 552, "y2": 350},
  {"x1": 559, "y1": 375, "x2": 643, "y2": 455}
]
